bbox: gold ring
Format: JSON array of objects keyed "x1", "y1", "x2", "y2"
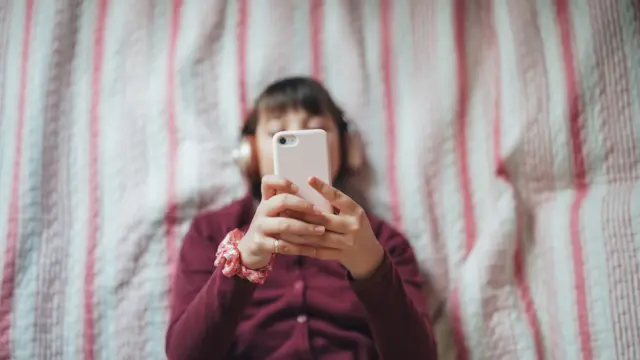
[{"x1": 274, "y1": 239, "x2": 280, "y2": 254}]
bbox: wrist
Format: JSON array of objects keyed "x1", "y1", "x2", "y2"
[
  {"x1": 215, "y1": 229, "x2": 273, "y2": 284},
  {"x1": 237, "y1": 234, "x2": 271, "y2": 270},
  {"x1": 346, "y1": 242, "x2": 385, "y2": 280}
]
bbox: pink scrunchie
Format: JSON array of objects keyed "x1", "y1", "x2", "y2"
[{"x1": 214, "y1": 229, "x2": 272, "y2": 284}]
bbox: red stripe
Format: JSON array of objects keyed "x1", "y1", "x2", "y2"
[
  {"x1": 449, "y1": 288, "x2": 467, "y2": 360},
  {"x1": 513, "y1": 227, "x2": 545, "y2": 360},
  {"x1": 589, "y1": 0, "x2": 640, "y2": 355},
  {"x1": 82, "y1": 0, "x2": 108, "y2": 359},
  {"x1": 555, "y1": 1, "x2": 592, "y2": 359},
  {"x1": 507, "y1": 1, "x2": 564, "y2": 356},
  {"x1": 453, "y1": 0, "x2": 475, "y2": 253},
  {"x1": 237, "y1": 0, "x2": 248, "y2": 119},
  {"x1": 0, "y1": 1, "x2": 34, "y2": 357},
  {"x1": 165, "y1": 0, "x2": 181, "y2": 303},
  {"x1": 487, "y1": 3, "x2": 544, "y2": 358},
  {"x1": 488, "y1": 35, "x2": 519, "y2": 360},
  {"x1": 450, "y1": 0, "x2": 473, "y2": 358},
  {"x1": 310, "y1": 0, "x2": 323, "y2": 80},
  {"x1": 379, "y1": 0, "x2": 401, "y2": 228}
]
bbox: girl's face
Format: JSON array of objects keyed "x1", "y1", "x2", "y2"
[{"x1": 255, "y1": 108, "x2": 342, "y2": 180}]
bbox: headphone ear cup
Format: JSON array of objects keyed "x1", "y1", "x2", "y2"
[{"x1": 233, "y1": 135, "x2": 259, "y2": 181}]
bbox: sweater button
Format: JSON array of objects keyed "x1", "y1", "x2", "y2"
[{"x1": 296, "y1": 315, "x2": 308, "y2": 324}]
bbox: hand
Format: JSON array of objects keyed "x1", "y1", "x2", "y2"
[
  {"x1": 281, "y1": 177, "x2": 385, "y2": 280},
  {"x1": 237, "y1": 175, "x2": 326, "y2": 269}
]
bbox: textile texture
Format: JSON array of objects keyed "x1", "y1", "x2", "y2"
[{"x1": 0, "y1": 1, "x2": 639, "y2": 359}]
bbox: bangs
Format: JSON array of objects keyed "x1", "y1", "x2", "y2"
[
  {"x1": 242, "y1": 76, "x2": 345, "y2": 135},
  {"x1": 256, "y1": 77, "x2": 331, "y2": 118}
]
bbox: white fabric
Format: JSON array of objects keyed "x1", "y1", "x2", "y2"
[{"x1": 0, "y1": 1, "x2": 639, "y2": 359}]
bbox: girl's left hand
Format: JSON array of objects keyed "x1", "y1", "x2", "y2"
[{"x1": 279, "y1": 176, "x2": 385, "y2": 280}]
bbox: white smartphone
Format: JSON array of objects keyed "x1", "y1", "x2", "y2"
[{"x1": 273, "y1": 129, "x2": 332, "y2": 213}]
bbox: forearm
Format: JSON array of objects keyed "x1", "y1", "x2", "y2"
[
  {"x1": 166, "y1": 269, "x2": 257, "y2": 360},
  {"x1": 351, "y1": 254, "x2": 437, "y2": 360}
]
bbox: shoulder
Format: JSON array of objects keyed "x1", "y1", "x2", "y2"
[{"x1": 188, "y1": 194, "x2": 256, "y2": 245}]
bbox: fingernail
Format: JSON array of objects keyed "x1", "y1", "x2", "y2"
[
  {"x1": 290, "y1": 183, "x2": 299, "y2": 192},
  {"x1": 312, "y1": 205, "x2": 323, "y2": 214},
  {"x1": 315, "y1": 226, "x2": 325, "y2": 233}
]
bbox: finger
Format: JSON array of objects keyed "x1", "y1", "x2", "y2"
[
  {"x1": 308, "y1": 177, "x2": 358, "y2": 213},
  {"x1": 283, "y1": 210, "x2": 351, "y2": 234},
  {"x1": 316, "y1": 213, "x2": 354, "y2": 233},
  {"x1": 279, "y1": 232, "x2": 344, "y2": 249},
  {"x1": 267, "y1": 238, "x2": 318, "y2": 258},
  {"x1": 279, "y1": 233, "x2": 320, "y2": 246},
  {"x1": 269, "y1": 238, "x2": 341, "y2": 260},
  {"x1": 261, "y1": 193, "x2": 320, "y2": 217},
  {"x1": 258, "y1": 217, "x2": 325, "y2": 236},
  {"x1": 281, "y1": 209, "x2": 328, "y2": 227},
  {"x1": 261, "y1": 175, "x2": 298, "y2": 200}
]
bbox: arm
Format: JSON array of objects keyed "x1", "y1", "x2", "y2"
[
  {"x1": 299, "y1": 177, "x2": 437, "y2": 359},
  {"x1": 165, "y1": 219, "x2": 257, "y2": 360},
  {"x1": 166, "y1": 178, "x2": 321, "y2": 359},
  {"x1": 349, "y1": 222, "x2": 437, "y2": 360}
]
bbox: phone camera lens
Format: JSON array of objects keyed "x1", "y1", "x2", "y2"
[{"x1": 279, "y1": 137, "x2": 286, "y2": 145}]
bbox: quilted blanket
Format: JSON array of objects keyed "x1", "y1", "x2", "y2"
[{"x1": 0, "y1": 1, "x2": 639, "y2": 359}]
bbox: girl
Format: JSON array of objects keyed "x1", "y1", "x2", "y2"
[{"x1": 166, "y1": 77, "x2": 437, "y2": 359}]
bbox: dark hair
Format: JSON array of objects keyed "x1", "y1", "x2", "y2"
[
  {"x1": 242, "y1": 77, "x2": 351, "y2": 197},
  {"x1": 242, "y1": 77, "x2": 348, "y2": 136}
]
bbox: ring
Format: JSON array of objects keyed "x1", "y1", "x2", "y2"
[{"x1": 274, "y1": 239, "x2": 280, "y2": 254}]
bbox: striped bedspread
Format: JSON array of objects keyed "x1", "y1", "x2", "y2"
[{"x1": 0, "y1": 1, "x2": 639, "y2": 359}]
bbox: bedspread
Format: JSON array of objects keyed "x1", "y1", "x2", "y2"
[{"x1": 0, "y1": 1, "x2": 639, "y2": 359}]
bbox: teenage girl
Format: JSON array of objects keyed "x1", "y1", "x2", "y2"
[{"x1": 165, "y1": 77, "x2": 437, "y2": 360}]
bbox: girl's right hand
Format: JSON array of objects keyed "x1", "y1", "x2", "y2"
[{"x1": 237, "y1": 175, "x2": 326, "y2": 269}]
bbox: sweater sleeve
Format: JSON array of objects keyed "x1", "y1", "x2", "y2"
[
  {"x1": 165, "y1": 219, "x2": 257, "y2": 360},
  {"x1": 349, "y1": 222, "x2": 437, "y2": 360}
]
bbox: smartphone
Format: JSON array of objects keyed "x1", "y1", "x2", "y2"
[{"x1": 273, "y1": 129, "x2": 332, "y2": 213}]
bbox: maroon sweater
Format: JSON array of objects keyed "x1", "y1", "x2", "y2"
[{"x1": 166, "y1": 194, "x2": 437, "y2": 360}]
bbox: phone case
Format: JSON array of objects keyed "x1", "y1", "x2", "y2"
[{"x1": 273, "y1": 129, "x2": 332, "y2": 213}]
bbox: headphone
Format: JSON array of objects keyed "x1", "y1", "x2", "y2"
[{"x1": 233, "y1": 115, "x2": 365, "y2": 182}]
